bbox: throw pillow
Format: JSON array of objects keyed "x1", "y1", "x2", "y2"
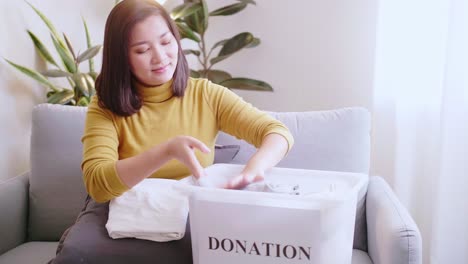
[{"x1": 213, "y1": 144, "x2": 240, "y2": 164}]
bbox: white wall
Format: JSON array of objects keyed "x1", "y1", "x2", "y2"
[
  {"x1": 0, "y1": 0, "x2": 113, "y2": 181},
  {"x1": 201, "y1": 0, "x2": 378, "y2": 112},
  {"x1": 0, "y1": 0, "x2": 378, "y2": 181}
]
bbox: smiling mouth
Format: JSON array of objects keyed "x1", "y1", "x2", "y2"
[{"x1": 152, "y1": 64, "x2": 169, "y2": 73}]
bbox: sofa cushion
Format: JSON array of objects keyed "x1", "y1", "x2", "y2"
[
  {"x1": 0, "y1": 243, "x2": 373, "y2": 264},
  {"x1": 29, "y1": 104, "x2": 88, "y2": 241},
  {"x1": 0, "y1": 242, "x2": 58, "y2": 264},
  {"x1": 215, "y1": 107, "x2": 371, "y2": 251},
  {"x1": 49, "y1": 196, "x2": 192, "y2": 264}
]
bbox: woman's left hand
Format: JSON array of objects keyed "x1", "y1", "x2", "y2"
[
  {"x1": 224, "y1": 168, "x2": 265, "y2": 189},
  {"x1": 223, "y1": 133, "x2": 289, "y2": 189}
]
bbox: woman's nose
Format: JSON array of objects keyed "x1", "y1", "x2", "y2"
[{"x1": 151, "y1": 46, "x2": 166, "y2": 64}]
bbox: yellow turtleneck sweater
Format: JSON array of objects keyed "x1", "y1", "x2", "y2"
[{"x1": 81, "y1": 77, "x2": 294, "y2": 202}]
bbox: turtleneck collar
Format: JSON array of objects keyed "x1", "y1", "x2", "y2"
[{"x1": 134, "y1": 79, "x2": 174, "y2": 103}]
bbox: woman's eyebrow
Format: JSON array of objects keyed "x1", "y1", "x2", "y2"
[
  {"x1": 130, "y1": 40, "x2": 149, "y2": 47},
  {"x1": 130, "y1": 31, "x2": 170, "y2": 47},
  {"x1": 159, "y1": 31, "x2": 171, "y2": 39}
]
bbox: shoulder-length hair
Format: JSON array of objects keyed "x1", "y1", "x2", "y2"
[{"x1": 96, "y1": 0, "x2": 189, "y2": 116}]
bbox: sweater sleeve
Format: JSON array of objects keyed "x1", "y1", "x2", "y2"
[
  {"x1": 202, "y1": 80, "x2": 294, "y2": 152},
  {"x1": 81, "y1": 96, "x2": 129, "y2": 202}
]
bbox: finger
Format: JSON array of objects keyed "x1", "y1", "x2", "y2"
[
  {"x1": 224, "y1": 175, "x2": 242, "y2": 189},
  {"x1": 228, "y1": 172, "x2": 265, "y2": 189},
  {"x1": 245, "y1": 172, "x2": 261, "y2": 182},
  {"x1": 225, "y1": 175, "x2": 249, "y2": 189},
  {"x1": 186, "y1": 137, "x2": 210, "y2": 153},
  {"x1": 182, "y1": 148, "x2": 206, "y2": 179},
  {"x1": 252, "y1": 174, "x2": 264, "y2": 183}
]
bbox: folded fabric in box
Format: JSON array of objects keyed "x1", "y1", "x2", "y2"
[{"x1": 106, "y1": 178, "x2": 189, "y2": 242}]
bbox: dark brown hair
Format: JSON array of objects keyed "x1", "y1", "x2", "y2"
[{"x1": 96, "y1": 0, "x2": 189, "y2": 116}]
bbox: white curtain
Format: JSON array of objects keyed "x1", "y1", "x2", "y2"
[{"x1": 371, "y1": 0, "x2": 468, "y2": 263}]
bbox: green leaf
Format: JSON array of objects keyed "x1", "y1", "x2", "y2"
[
  {"x1": 183, "y1": 49, "x2": 201, "y2": 56},
  {"x1": 200, "y1": 0, "x2": 209, "y2": 32},
  {"x1": 210, "y1": 54, "x2": 230, "y2": 65},
  {"x1": 73, "y1": 73, "x2": 89, "y2": 97},
  {"x1": 212, "y1": 39, "x2": 229, "y2": 50},
  {"x1": 5, "y1": 59, "x2": 60, "y2": 92},
  {"x1": 83, "y1": 73, "x2": 96, "y2": 96},
  {"x1": 89, "y1": 71, "x2": 98, "y2": 81},
  {"x1": 63, "y1": 33, "x2": 76, "y2": 61},
  {"x1": 47, "y1": 89, "x2": 74, "y2": 104},
  {"x1": 219, "y1": 32, "x2": 254, "y2": 57},
  {"x1": 82, "y1": 17, "x2": 92, "y2": 49},
  {"x1": 184, "y1": 0, "x2": 208, "y2": 34},
  {"x1": 200, "y1": 69, "x2": 232, "y2": 84},
  {"x1": 210, "y1": 32, "x2": 256, "y2": 65},
  {"x1": 171, "y1": 3, "x2": 202, "y2": 20},
  {"x1": 190, "y1": 70, "x2": 201, "y2": 78},
  {"x1": 26, "y1": 30, "x2": 58, "y2": 67},
  {"x1": 76, "y1": 45, "x2": 102, "y2": 64},
  {"x1": 245, "y1": 37, "x2": 260, "y2": 48},
  {"x1": 27, "y1": 2, "x2": 60, "y2": 40},
  {"x1": 183, "y1": 15, "x2": 197, "y2": 33},
  {"x1": 41, "y1": 69, "x2": 73, "y2": 78},
  {"x1": 82, "y1": 16, "x2": 95, "y2": 73},
  {"x1": 219, "y1": 77, "x2": 273, "y2": 91},
  {"x1": 237, "y1": 0, "x2": 256, "y2": 4},
  {"x1": 77, "y1": 96, "x2": 89, "y2": 106},
  {"x1": 27, "y1": 1, "x2": 68, "y2": 50},
  {"x1": 175, "y1": 22, "x2": 200, "y2": 42},
  {"x1": 51, "y1": 34, "x2": 76, "y2": 73},
  {"x1": 210, "y1": 3, "x2": 247, "y2": 16}
]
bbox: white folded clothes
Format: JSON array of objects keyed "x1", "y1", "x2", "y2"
[
  {"x1": 106, "y1": 178, "x2": 190, "y2": 242},
  {"x1": 243, "y1": 181, "x2": 300, "y2": 194}
]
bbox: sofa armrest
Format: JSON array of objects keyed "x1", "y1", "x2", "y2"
[
  {"x1": 0, "y1": 172, "x2": 29, "y2": 255},
  {"x1": 366, "y1": 176, "x2": 422, "y2": 264}
]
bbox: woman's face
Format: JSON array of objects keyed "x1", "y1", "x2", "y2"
[{"x1": 128, "y1": 15, "x2": 178, "y2": 86}]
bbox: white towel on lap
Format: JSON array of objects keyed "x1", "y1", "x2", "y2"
[{"x1": 105, "y1": 178, "x2": 189, "y2": 242}]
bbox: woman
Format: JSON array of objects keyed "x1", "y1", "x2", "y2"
[
  {"x1": 50, "y1": 1, "x2": 294, "y2": 263},
  {"x1": 82, "y1": 0, "x2": 294, "y2": 203}
]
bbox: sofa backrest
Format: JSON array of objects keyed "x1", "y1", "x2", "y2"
[
  {"x1": 28, "y1": 104, "x2": 371, "y2": 250},
  {"x1": 217, "y1": 108, "x2": 371, "y2": 173},
  {"x1": 29, "y1": 104, "x2": 88, "y2": 241}
]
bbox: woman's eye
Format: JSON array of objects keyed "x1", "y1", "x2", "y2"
[
  {"x1": 136, "y1": 49, "x2": 149, "y2": 54},
  {"x1": 162, "y1": 41, "x2": 171, "y2": 46}
]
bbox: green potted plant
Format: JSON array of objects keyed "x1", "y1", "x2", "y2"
[
  {"x1": 5, "y1": 2, "x2": 101, "y2": 106},
  {"x1": 7, "y1": 0, "x2": 271, "y2": 107},
  {"x1": 171, "y1": 0, "x2": 272, "y2": 91}
]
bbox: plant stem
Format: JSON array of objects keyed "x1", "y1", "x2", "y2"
[
  {"x1": 206, "y1": 46, "x2": 215, "y2": 63},
  {"x1": 66, "y1": 77, "x2": 74, "y2": 88},
  {"x1": 196, "y1": 53, "x2": 204, "y2": 68},
  {"x1": 200, "y1": 33, "x2": 209, "y2": 75}
]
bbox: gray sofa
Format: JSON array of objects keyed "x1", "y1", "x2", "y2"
[{"x1": 0, "y1": 104, "x2": 422, "y2": 264}]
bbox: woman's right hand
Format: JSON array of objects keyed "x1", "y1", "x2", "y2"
[{"x1": 165, "y1": 135, "x2": 211, "y2": 179}]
